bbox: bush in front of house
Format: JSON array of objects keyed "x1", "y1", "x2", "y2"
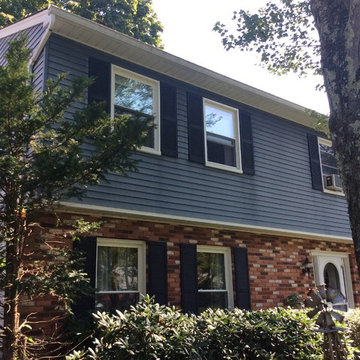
[
  {"x1": 67, "y1": 296, "x2": 324, "y2": 359},
  {"x1": 345, "y1": 308, "x2": 360, "y2": 350},
  {"x1": 197, "y1": 307, "x2": 322, "y2": 359}
]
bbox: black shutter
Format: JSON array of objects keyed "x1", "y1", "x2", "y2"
[
  {"x1": 148, "y1": 241, "x2": 168, "y2": 305},
  {"x1": 187, "y1": 92, "x2": 205, "y2": 164},
  {"x1": 88, "y1": 57, "x2": 111, "y2": 113},
  {"x1": 233, "y1": 247, "x2": 251, "y2": 310},
  {"x1": 307, "y1": 133, "x2": 323, "y2": 191},
  {"x1": 180, "y1": 243, "x2": 198, "y2": 313},
  {"x1": 160, "y1": 82, "x2": 178, "y2": 157},
  {"x1": 72, "y1": 236, "x2": 97, "y2": 317},
  {"x1": 239, "y1": 110, "x2": 255, "y2": 175}
]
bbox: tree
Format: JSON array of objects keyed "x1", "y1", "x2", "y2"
[
  {"x1": 214, "y1": 0, "x2": 360, "y2": 280},
  {"x1": 0, "y1": 0, "x2": 163, "y2": 48},
  {"x1": 0, "y1": 37, "x2": 150, "y2": 359}
]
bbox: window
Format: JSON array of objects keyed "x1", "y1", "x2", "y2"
[
  {"x1": 96, "y1": 239, "x2": 146, "y2": 312},
  {"x1": 111, "y1": 65, "x2": 160, "y2": 154},
  {"x1": 204, "y1": 99, "x2": 241, "y2": 172},
  {"x1": 312, "y1": 252, "x2": 354, "y2": 310},
  {"x1": 318, "y1": 138, "x2": 343, "y2": 193},
  {"x1": 197, "y1": 246, "x2": 233, "y2": 312}
]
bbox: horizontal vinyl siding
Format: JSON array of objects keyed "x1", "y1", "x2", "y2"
[
  {"x1": 46, "y1": 34, "x2": 351, "y2": 238},
  {"x1": 0, "y1": 23, "x2": 45, "y2": 66}
]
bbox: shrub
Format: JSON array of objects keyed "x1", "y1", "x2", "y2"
[
  {"x1": 345, "y1": 308, "x2": 360, "y2": 350},
  {"x1": 197, "y1": 307, "x2": 322, "y2": 359},
  {"x1": 68, "y1": 296, "x2": 325, "y2": 359},
  {"x1": 68, "y1": 296, "x2": 201, "y2": 359}
]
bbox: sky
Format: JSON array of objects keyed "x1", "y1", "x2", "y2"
[{"x1": 151, "y1": 0, "x2": 329, "y2": 115}]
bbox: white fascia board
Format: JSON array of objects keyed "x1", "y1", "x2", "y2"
[
  {"x1": 0, "y1": 8, "x2": 50, "y2": 38},
  {"x1": 59, "y1": 201, "x2": 352, "y2": 243}
]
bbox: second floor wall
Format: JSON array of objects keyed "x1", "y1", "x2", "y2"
[{"x1": 41, "y1": 34, "x2": 351, "y2": 239}]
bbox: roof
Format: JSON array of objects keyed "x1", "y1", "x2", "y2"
[{"x1": 0, "y1": 5, "x2": 322, "y2": 128}]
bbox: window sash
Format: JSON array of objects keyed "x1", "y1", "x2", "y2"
[
  {"x1": 95, "y1": 239, "x2": 146, "y2": 311},
  {"x1": 111, "y1": 65, "x2": 160, "y2": 154},
  {"x1": 197, "y1": 246, "x2": 234, "y2": 310},
  {"x1": 203, "y1": 99, "x2": 241, "y2": 172}
]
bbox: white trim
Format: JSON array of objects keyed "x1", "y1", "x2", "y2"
[
  {"x1": 311, "y1": 251, "x2": 354, "y2": 309},
  {"x1": 203, "y1": 98, "x2": 242, "y2": 173},
  {"x1": 58, "y1": 202, "x2": 353, "y2": 242},
  {"x1": 96, "y1": 238, "x2": 146, "y2": 297},
  {"x1": 111, "y1": 64, "x2": 161, "y2": 154},
  {"x1": 29, "y1": 14, "x2": 55, "y2": 68},
  {"x1": 0, "y1": 8, "x2": 50, "y2": 38},
  {"x1": 318, "y1": 137, "x2": 344, "y2": 196},
  {"x1": 197, "y1": 245, "x2": 234, "y2": 309}
]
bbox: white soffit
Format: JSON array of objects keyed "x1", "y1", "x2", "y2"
[{"x1": 1, "y1": 6, "x2": 320, "y2": 128}]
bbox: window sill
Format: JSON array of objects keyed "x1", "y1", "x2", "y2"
[
  {"x1": 138, "y1": 147, "x2": 161, "y2": 156},
  {"x1": 323, "y1": 189, "x2": 345, "y2": 197},
  {"x1": 205, "y1": 161, "x2": 243, "y2": 174}
]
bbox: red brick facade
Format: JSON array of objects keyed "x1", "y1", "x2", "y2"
[{"x1": 22, "y1": 211, "x2": 360, "y2": 330}]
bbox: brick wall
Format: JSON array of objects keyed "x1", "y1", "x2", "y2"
[{"x1": 22, "y1": 211, "x2": 360, "y2": 331}]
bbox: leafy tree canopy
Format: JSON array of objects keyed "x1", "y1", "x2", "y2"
[
  {"x1": 214, "y1": 1, "x2": 320, "y2": 76},
  {"x1": 0, "y1": 0, "x2": 163, "y2": 47}
]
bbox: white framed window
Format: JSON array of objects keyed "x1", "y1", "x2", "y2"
[
  {"x1": 96, "y1": 238, "x2": 146, "y2": 311},
  {"x1": 111, "y1": 65, "x2": 160, "y2": 155},
  {"x1": 318, "y1": 138, "x2": 343, "y2": 195},
  {"x1": 204, "y1": 99, "x2": 242, "y2": 173},
  {"x1": 197, "y1": 246, "x2": 234, "y2": 312},
  {"x1": 312, "y1": 251, "x2": 354, "y2": 310}
]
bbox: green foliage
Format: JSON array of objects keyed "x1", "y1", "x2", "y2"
[
  {"x1": 0, "y1": 0, "x2": 163, "y2": 47},
  {"x1": 214, "y1": 0, "x2": 320, "y2": 76},
  {"x1": 0, "y1": 36, "x2": 150, "y2": 222},
  {"x1": 345, "y1": 309, "x2": 360, "y2": 350},
  {"x1": 0, "y1": 37, "x2": 150, "y2": 358},
  {"x1": 68, "y1": 296, "x2": 323, "y2": 360},
  {"x1": 284, "y1": 293, "x2": 303, "y2": 308}
]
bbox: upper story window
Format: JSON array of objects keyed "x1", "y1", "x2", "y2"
[
  {"x1": 96, "y1": 238, "x2": 146, "y2": 312},
  {"x1": 204, "y1": 99, "x2": 242, "y2": 172},
  {"x1": 318, "y1": 138, "x2": 343, "y2": 193},
  {"x1": 112, "y1": 65, "x2": 160, "y2": 155},
  {"x1": 197, "y1": 246, "x2": 233, "y2": 312}
]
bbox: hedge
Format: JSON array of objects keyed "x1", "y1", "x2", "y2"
[{"x1": 68, "y1": 296, "x2": 326, "y2": 360}]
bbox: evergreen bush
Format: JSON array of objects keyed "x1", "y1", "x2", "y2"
[{"x1": 68, "y1": 296, "x2": 324, "y2": 359}]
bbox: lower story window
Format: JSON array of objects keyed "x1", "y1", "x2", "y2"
[
  {"x1": 312, "y1": 252, "x2": 354, "y2": 310},
  {"x1": 197, "y1": 246, "x2": 233, "y2": 312},
  {"x1": 96, "y1": 239, "x2": 146, "y2": 311}
]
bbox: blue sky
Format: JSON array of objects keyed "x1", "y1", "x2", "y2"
[{"x1": 152, "y1": 0, "x2": 329, "y2": 115}]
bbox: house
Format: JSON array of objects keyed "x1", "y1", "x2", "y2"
[{"x1": 0, "y1": 5, "x2": 358, "y2": 327}]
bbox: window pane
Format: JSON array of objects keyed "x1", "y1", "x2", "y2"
[
  {"x1": 324, "y1": 263, "x2": 340, "y2": 291},
  {"x1": 205, "y1": 104, "x2": 235, "y2": 138},
  {"x1": 207, "y1": 134, "x2": 236, "y2": 167},
  {"x1": 198, "y1": 252, "x2": 225, "y2": 290},
  {"x1": 95, "y1": 292, "x2": 139, "y2": 312},
  {"x1": 198, "y1": 291, "x2": 227, "y2": 312},
  {"x1": 320, "y1": 143, "x2": 338, "y2": 171},
  {"x1": 97, "y1": 246, "x2": 138, "y2": 291},
  {"x1": 114, "y1": 105, "x2": 154, "y2": 148},
  {"x1": 115, "y1": 74, "x2": 153, "y2": 115}
]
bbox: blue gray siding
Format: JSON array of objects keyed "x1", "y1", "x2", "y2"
[
  {"x1": 46, "y1": 34, "x2": 351, "y2": 238},
  {"x1": 0, "y1": 23, "x2": 46, "y2": 66}
]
